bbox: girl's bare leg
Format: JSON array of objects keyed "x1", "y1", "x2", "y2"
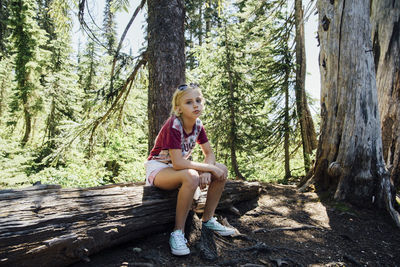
[
  {"x1": 202, "y1": 163, "x2": 228, "y2": 222},
  {"x1": 154, "y1": 168, "x2": 199, "y2": 231}
]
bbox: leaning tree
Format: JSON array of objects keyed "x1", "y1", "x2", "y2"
[
  {"x1": 301, "y1": 0, "x2": 400, "y2": 226},
  {"x1": 147, "y1": 0, "x2": 186, "y2": 152},
  {"x1": 294, "y1": 0, "x2": 317, "y2": 174},
  {"x1": 371, "y1": 0, "x2": 400, "y2": 191}
]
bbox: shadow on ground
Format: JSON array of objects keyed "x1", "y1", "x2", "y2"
[{"x1": 70, "y1": 183, "x2": 400, "y2": 266}]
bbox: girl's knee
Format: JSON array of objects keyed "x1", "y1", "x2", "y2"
[{"x1": 182, "y1": 169, "x2": 199, "y2": 189}]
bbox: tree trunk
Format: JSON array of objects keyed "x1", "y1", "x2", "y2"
[
  {"x1": 371, "y1": 0, "x2": 400, "y2": 190},
  {"x1": 198, "y1": 4, "x2": 203, "y2": 46},
  {"x1": 205, "y1": 0, "x2": 211, "y2": 38},
  {"x1": 147, "y1": 0, "x2": 186, "y2": 153},
  {"x1": 0, "y1": 74, "x2": 5, "y2": 119},
  {"x1": 295, "y1": 0, "x2": 317, "y2": 174},
  {"x1": 22, "y1": 101, "x2": 31, "y2": 145},
  {"x1": 0, "y1": 181, "x2": 260, "y2": 267},
  {"x1": 45, "y1": 97, "x2": 56, "y2": 146},
  {"x1": 302, "y1": 0, "x2": 400, "y2": 226},
  {"x1": 284, "y1": 52, "x2": 291, "y2": 180}
]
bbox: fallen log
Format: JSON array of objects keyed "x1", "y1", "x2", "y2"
[{"x1": 0, "y1": 180, "x2": 260, "y2": 267}]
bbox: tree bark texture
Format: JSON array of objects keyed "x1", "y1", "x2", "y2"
[
  {"x1": 295, "y1": 0, "x2": 317, "y2": 173},
  {"x1": 147, "y1": 0, "x2": 186, "y2": 153},
  {"x1": 371, "y1": 0, "x2": 400, "y2": 190},
  {"x1": 0, "y1": 181, "x2": 260, "y2": 267},
  {"x1": 22, "y1": 101, "x2": 31, "y2": 145},
  {"x1": 284, "y1": 52, "x2": 291, "y2": 179},
  {"x1": 306, "y1": 0, "x2": 399, "y2": 227}
]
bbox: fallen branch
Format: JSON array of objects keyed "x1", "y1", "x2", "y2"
[
  {"x1": 253, "y1": 225, "x2": 321, "y2": 233},
  {"x1": 343, "y1": 254, "x2": 363, "y2": 266},
  {"x1": 228, "y1": 242, "x2": 301, "y2": 255}
]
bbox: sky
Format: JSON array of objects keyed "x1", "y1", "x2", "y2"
[
  {"x1": 303, "y1": 2, "x2": 321, "y2": 101},
  {"x1": 73, "y1": 0, "x2": 321, "y2": 100}
]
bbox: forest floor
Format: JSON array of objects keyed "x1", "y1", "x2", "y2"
[{"x1": 71, "y1": 183, "x2": 400, "y2": 267}]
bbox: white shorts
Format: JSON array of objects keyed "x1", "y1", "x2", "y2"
[
  {"x1": 144, "y1": 160, "x2": 202, "y2": 200},
  {"x1": 144, "y1": 160, "x2": 173, "y2": 186}
]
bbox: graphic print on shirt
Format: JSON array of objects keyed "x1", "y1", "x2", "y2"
[
  {"x1": 172, "y1": 117, "x2": 202, "y2": 160},
  {"x1": 148, "y1": 116, "x2": 208, "y2": 163}
]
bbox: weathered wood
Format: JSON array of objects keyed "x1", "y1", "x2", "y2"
[
  {"x1": 0, "y1": 180, "x2": 260, "y2": 267},
  {"x1": 302, "y1": 0, "x2": 400, "y2": 227},
  {"x1": 371, "y1": 0, "x2": 400, "y2": 190}
]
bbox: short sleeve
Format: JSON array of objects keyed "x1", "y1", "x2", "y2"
[
  {"x1": 163, "y1": 124, "x2": 181, "y2": 150},
  {"x1": 197, "y1": 126, "x2": 209, "y2": 144}
]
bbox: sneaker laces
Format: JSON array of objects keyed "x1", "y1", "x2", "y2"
[
  {"x1": 209, "y1": 217, "x2": 220, "y2": 227},
  {"x1": 172, "y1": 231, "x2": 187, "y2": 247},
  {"x1": 205, "y1": 217, "x2": 224, "y2": 229}
]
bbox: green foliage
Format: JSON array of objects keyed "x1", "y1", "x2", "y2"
[
  {"x1": 103, "y1": 0, "x2": 117, "y2": 55},
  {"x1": 0, "y1": 0, "x2": 318, "y2": 189},
  {"x1": 8, "y1": 0, "x2": 51, "y2": 143},
  {"x1": 0, "y1": 0, "x2": 11, "y2": 56},
  {"x1": 0, "y1": 57, "x2": 14, "y2": 121},
  {"x1": 110, "y1": 0, "x2": 130, "y2": 13},
  {"x1": 0, "y1": 0, "x2": 149, "y2": 189},
  {"x1": 189, "y1": 0, "x2": 306, "y2": 181}
]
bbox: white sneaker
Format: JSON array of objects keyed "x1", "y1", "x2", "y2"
[
  {"x1": 169, "y1": 229, "x2": 190, "y2": 256},
  {"x1": 202, "y1": 217, "x2": 235, "y2": 236}
]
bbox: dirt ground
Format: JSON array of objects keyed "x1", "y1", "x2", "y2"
[{"x1": 71, "y1": 183, "x2": 400, "y2": 267}]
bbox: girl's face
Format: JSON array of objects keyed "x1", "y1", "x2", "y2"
[{"x1": 176, "y1": 89, "x2": 204, "y2": 121}]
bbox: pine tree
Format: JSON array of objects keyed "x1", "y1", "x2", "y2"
[
  {"x1": 0, "y1": 0, "x2": 11, "y2": 56},
  {"x1": 192, "y1": 9, "x2": 262, "y2": 179},
  {"x1": 103, "y1": 0, "x2": 117, "y2": 56},
  {"x1": 185, "y1": 0, "x2": 222, "y2": 70},
  {"x1": 191, "y1": 0, "x2": 299, "y2": 180},
  {"x1": 42, "y1": 0, "x2": 78, "y2": 149},
  {"x1": 0, "y1": 57, "x2": 14, "y2": 122},
  {"x1": 79, "y1": 40, "x2": 100, "y2": 95},
  {"x1": 8, "y1": 0, "x2": 50, "y2": 145}
]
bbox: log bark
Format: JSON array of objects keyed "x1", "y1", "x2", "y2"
[
  {"x1": 0, "y1": 180, "x2": 260, "y2": 267},
  {"x1": 301, "y1": 0, "x2": 400, "y2": 226},
  {"x1": 371, "y1": 0, "x2": 400, "y2": 190}
]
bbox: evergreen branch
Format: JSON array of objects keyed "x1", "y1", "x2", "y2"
[
  {"x1": 78, "y1": 0, "x2": 109, "y2": 51},
  {"x1": 88, "y1": 51, "x2": 148, "y2": 157},
  {"x1": 45, "y1": 121, "x2": 94, "y2": 166},
  {"x1": 109, "y1": 0, "x2": 146, "y2": 95},
  {"x1": 116, "y1": 0, "x2": 146, "y2": 57},
  {"x1": 85, "y1": 0, "x2": 103, "y2": 32},
  {"x1": 117, "y1": 76, "x2": 135, "y2": 125},
  {"x1": 45, "y1": 52, "x2": 147, "y2": 164}
]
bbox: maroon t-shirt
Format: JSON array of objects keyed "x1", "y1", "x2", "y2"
[{"x1": 147, "y1": 116, "x2": 208, "y2": 163}]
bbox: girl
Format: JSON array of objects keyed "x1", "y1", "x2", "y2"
[{"x1": 145, "y1": 83, "x2": 235, "y2": 256}]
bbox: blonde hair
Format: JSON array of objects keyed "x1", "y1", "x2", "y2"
[{"x1": 171, "y1": 83, "x2": 203, "y2": 117}]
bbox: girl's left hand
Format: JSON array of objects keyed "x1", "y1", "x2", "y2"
[{"x1": 199, "y1": 172, "x2": 211, "y2": 189}]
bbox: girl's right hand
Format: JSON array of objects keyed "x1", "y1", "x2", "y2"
[{"x1": 211, "y1": 165, "x2": 224, "y2": 179}]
